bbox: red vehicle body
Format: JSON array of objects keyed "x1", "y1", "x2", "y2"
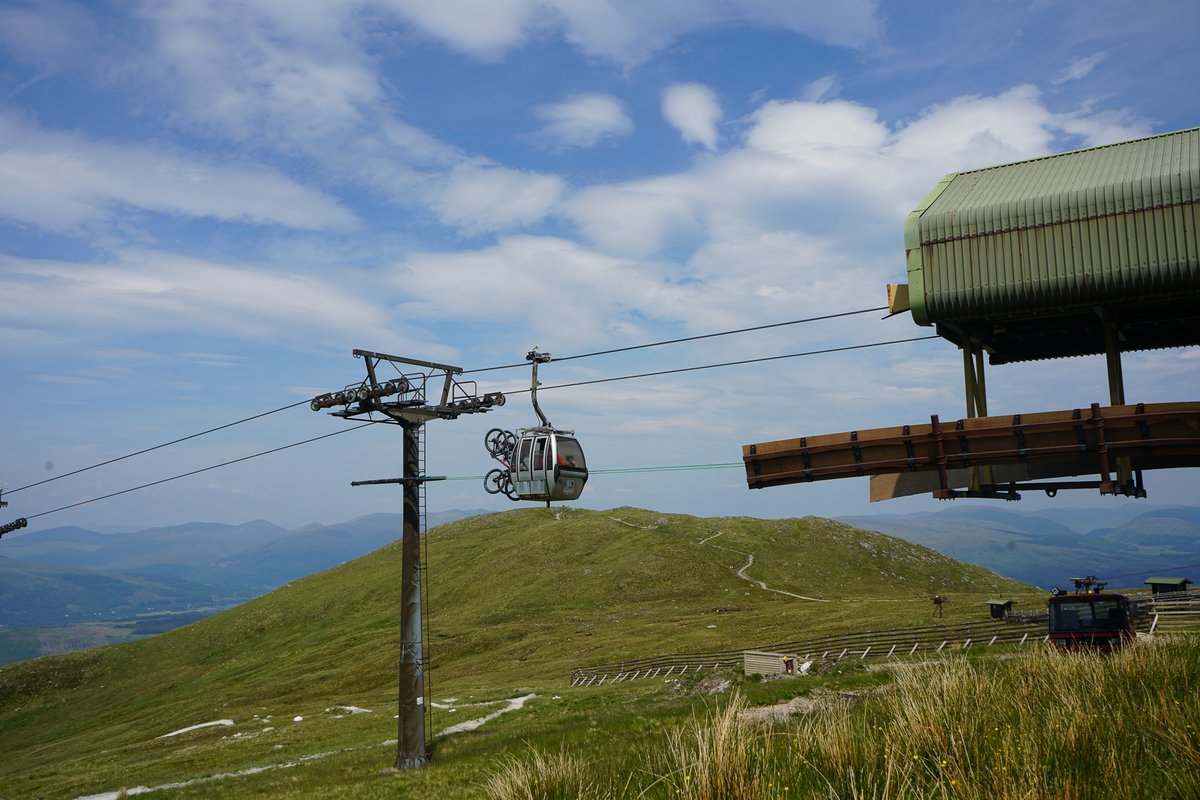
[{"x1": 1047, "y1": 590, "x2": 1136, "y2": 651}]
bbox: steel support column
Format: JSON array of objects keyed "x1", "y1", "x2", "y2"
[
  {"x1": 1103, "y1": 319, "x2": 1134, "y2": 490},
  {"x1": 396, "y1": 419, "x2": 427, "y2": 770},
  {"x1": 962, "y1": 338, "x2": 993, "y2": 489}
]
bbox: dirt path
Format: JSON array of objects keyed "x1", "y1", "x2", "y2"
[
  {"x1": 435, "y1": 694, "x2": 536, "y2": 738},
  {"x1": 698, "y1": 532, "x2": 827, "y2": 603}
]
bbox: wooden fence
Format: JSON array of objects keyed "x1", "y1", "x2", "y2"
[
  {"x1": 568, "y1": 594, "x2": 1200, "y2": 687},
  {"x1": 568, "y1": 617, "x2": 1046, "y2": 686},
  {"x1": 1147, "y1": 591, "x2": 1200, "y2": 634}
]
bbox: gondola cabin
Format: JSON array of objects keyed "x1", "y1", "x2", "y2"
[
  {"x1": 1047, "y1": 577, "x2": 1136, "y2": 651},
  {"x1": 509, "y1": 428, "x2": 588, "y2": 502},
  {"x1": 482, "y1": 348, "x2": 590, "y2": 504}
]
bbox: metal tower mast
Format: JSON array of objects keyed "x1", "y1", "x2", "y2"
[{"x1": 311, "y1": 349, "x2": 503, "y2": 769}]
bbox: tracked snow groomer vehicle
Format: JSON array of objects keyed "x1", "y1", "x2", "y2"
[{"x1": 1048, "y1": 576, "x2": 1136, "y2": 651}]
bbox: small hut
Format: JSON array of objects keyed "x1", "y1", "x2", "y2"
[
  {"x1": 1144, "y1": 577, "x2": 1193, "y2": 595},
  {"x1": 986, "y1": 599, "x2": 1015, "y2": 620},
  {"x1": 743, "y1": 650, "x2": 801, "y2": 676}
]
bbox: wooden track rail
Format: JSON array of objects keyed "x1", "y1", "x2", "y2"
[{"x1": 742, "y1": 401, "x2": 1200, "y2": 500}]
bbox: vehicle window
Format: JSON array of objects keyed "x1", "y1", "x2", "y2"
[
  {"x1": 517, "y1": 438, "x2": 533, "y2": 476},
  {"x1": 533, "y1": 437, "x2": 548, "y2": 471},
  {"x1": 555, "y1": 437, "x2": 586, "y2": 470},
  {"x1": 1050, "y1": 599, "x2": 1126, "y2": 631}
]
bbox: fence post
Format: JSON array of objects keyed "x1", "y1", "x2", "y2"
[{"x1": 860, "y1": 646, "x2": 871, "y2": 660}]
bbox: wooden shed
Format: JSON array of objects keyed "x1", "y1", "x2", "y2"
[
  {"x1": 987, "y1": 599, "x2": 1015, "y2": 620},
  {"x1": 743, "y1": 650, "x2": 800, "y2": 676},
  {"x1": 1145, "y1": 576, "x2": 1193, "y2": 595}
]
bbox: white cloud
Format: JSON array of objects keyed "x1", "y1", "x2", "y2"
[
  {"x1": 534, "y1": 93, "x2": 634, "y2": 149},
  {"x1": 548, "y1": 0, "x2": 880, "y2": 64},
  {"x1": 746, "y1": 99, "x2": 889, "y2": 158},
  {"x1": 565, "y1": 175, "x2": 704, "y2": 257},
  {"x1": 373, "y1": 0, "x2": 540, "y2": 61},
  {"x1": 562, "y1": 85, "x2": 1151, "y2": 261},
  {"x1": 432, "y1": 164, "x2": 566, "y2": 232},
  {"x1": 802, "y1": 75, "x2": 838, "y2": 102},
  {"x1": 391, "y1": 235, "x2": 674, "y2": 348},
  {"x1": 0, "y1": 109, "x2": 358, "y2": 233},
  {"x1": 1053, "y1": 52, "x2": 1107, "y2": 85},
  {"x1": 0, "y1": 249, "x2": 397, "y2": 349},
  {"x1": 661, "y1": 83, "x2": 722, "y2": 150},
  {"x1": 370, "y1": 0, "x2": 883, "y2": 65},
  {"x1": 0, "y1": 0, "x2": 96, "y2": 72},
  {"x1": 885, "y1": 85, "x2": 1058, "y2": 172},
  {"x1": 137, "y1": 0, "x2": 380, "y2": 141},
  {"x1": 120, "y1": 0, "x2": 883, "y2": 237}
]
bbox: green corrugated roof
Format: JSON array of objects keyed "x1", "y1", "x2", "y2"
[
  {"x1": 904, "y1": 128, "x2": 1200, "y2": 362},
  {"x1": 925, "y1": 130, "x2": 1198, "y2": 237},
  {"x1": 1144, "y1": 576, "x2": 1193, "y2": 585}
]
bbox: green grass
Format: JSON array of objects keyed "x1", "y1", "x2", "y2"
[
  {"x1": 0, "y1": 507, "x2": 1040, "y2": 798},
  {"x1": 484, "y1": 636, "x2": 1200, "y2": 800}
]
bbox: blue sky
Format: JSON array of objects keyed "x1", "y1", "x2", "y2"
[{"x1": 1, "y1": 0, "x2": 1197, "y2": 531}]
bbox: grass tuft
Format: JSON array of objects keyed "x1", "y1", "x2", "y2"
[{"x1": 481, "y1": 744, "x2": 598, "y2": 800}]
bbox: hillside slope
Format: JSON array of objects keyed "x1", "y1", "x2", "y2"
[{"x1": 0, "y1": 507, "x2": 1033, "y2": 798}]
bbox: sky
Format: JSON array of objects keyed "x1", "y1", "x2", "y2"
[{"x1": 1, "y1": 0, "x2": 1198, "y2": 533}]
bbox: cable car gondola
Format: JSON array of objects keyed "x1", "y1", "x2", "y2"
[{"x1": 483, "y1": 349, "x2": 588, "y2": 504}]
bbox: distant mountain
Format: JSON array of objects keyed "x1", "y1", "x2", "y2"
[
  {"x1": 0, "y1": 509, "x2": 487, "y2": 635},
  {"x1": 0, "y1": 555, "x2": 220, "y2": 627},
  {"x1": 0, "y1": 520, "x2": 292, "y2": 571},
  {"x1": 839, "y1": 505, "x2": 1200, "y2": 588}
]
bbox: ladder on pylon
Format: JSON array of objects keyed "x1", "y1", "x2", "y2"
[{"x1": 418, "y1": 424, "x2": 433, "y2": 750}]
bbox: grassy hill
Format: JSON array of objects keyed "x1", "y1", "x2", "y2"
[{"x1": 0, "y1": 507, "x2": 1036, "y2": 798}]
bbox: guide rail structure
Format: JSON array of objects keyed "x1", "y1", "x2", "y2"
[{"x1": 743, "y1": 401, "x2": 1200, "y2": 501}]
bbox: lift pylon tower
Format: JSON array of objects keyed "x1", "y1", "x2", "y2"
[{"x1": 311, "y1": 350, "x2": 503, "y2": 770}]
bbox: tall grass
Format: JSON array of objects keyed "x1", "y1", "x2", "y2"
[
  {"x1": 484, "y1": 636, "x2": 1200, "y2": 799},
  {"x1": 480, "y1": 744, "x2": 601, "y2": 800}
]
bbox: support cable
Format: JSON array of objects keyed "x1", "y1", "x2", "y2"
[
  {"x1": 3, "y1": 328, "x2": 934, "y2": 526},
  {"x1": 499, "y1": 336, "x2": 939, "y2": 394},
  {"x1": 7, "y1": 307, "x2": 890, "y2": 493},
  {"x1": 1098, "y1": 562, "x2": 1200, "y2": 582},
  {"x1": 6, "y1": 400, "x2": 311, "y2": 495},
  {"x1": 19, "y1": 424, "x2": 373, "y2": 522},
  {"x1": 464, "y1": 306, "x2": 890, "y2": 374}
]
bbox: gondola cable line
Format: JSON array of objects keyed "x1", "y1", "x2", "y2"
[
  {"x1": 17, "y1": 424, "x2": 375, "y2": 523},
  {"x1": 463, "y1": 305, "x2": 890, "y2": 374},
  {"x1": 495, "y1": 335, "x2": 939, "y2": 395},
  {"x1": 4, "y1": 399, "x2": 311, "y2": 496},
  {"x1": 4, "y1": 332, "x2": 940, "y2": 525},
  {"x1": 2, "y1": 305, "x2": 899, "y2": 496}
]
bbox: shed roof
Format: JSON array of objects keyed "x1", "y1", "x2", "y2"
[
  {"x1": 1144, "y1": 576, "x2": 1193, "y2": 585},
  {"x1": 905, "y1": 128, "x2": 1200, "y2": 363}
]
